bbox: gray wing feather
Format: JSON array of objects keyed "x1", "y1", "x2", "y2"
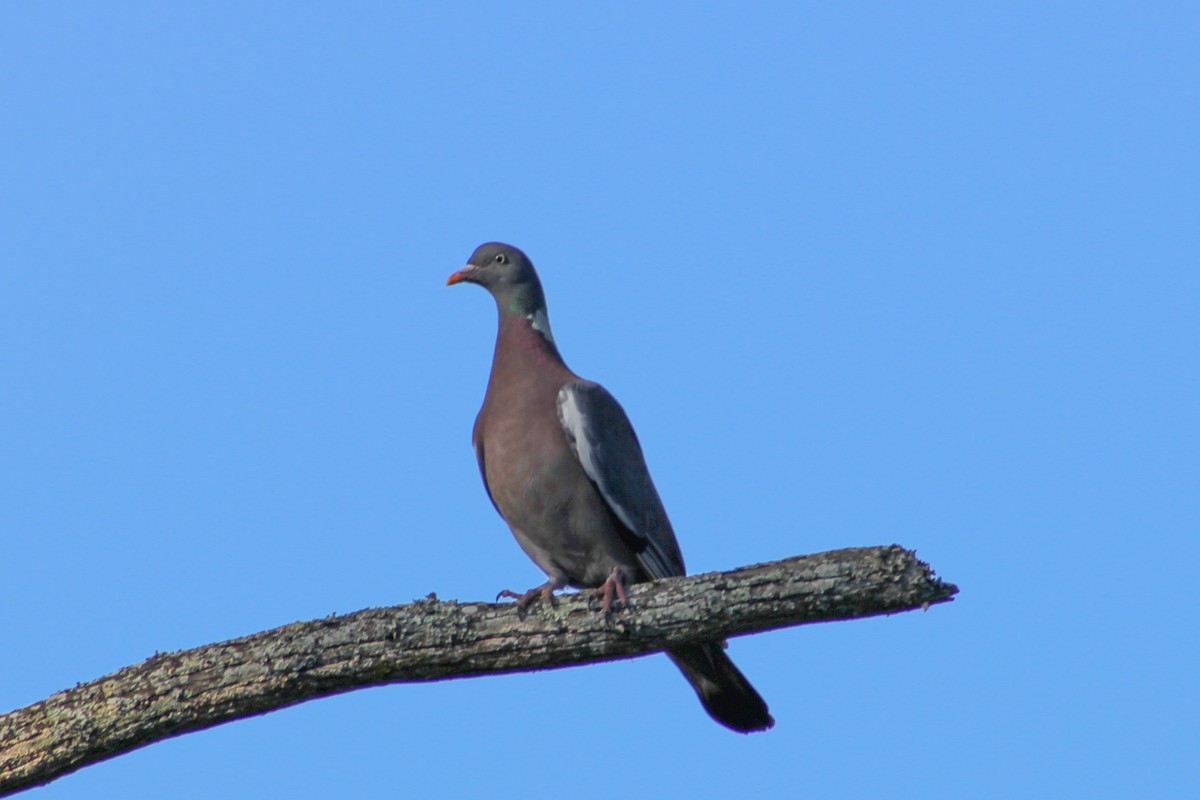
[{"x1": 556, "y1": 380, "x2": 685, "y2": 579}]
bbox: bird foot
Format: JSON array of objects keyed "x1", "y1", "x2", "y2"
[
  {"x1": 589, "y1": 568, "x2": 629, "y2": 616},
  {"x1": 496, "y1": 582, "x2": 558, "y2": 610}
]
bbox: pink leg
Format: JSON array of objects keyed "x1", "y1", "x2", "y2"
[{"x1": 589, "y1": 567, "x2": 629, "y2": 615}]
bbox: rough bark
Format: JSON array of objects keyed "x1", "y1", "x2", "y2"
[{"x1": 0, "y1": 545, "x2": 956, "y2": 795}]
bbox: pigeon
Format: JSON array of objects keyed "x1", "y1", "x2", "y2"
[{"x1": 447, "y1": 242, "x2": 773, "y2": 733}]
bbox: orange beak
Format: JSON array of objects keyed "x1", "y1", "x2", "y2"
[{"x1": 446, "y1": 265, "x2": 476, "y2": 286}]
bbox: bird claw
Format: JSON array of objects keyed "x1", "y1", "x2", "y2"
[
  {"x1": 496, "y1": 583, "x2": 558, "y2": 610},
  {"x1": 589, "y1": 568, "x2": 630, "y2": 616}
]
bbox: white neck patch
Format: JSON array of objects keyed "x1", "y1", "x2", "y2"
[{"x1": 527, "y1": 308, "x2": 555, "y2": 344}]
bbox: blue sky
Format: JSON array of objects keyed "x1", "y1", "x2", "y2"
[{"x1": 2, "y1": 3, "x2": 1197, "y2": 797}]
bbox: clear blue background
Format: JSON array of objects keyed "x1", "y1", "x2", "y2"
[{"x1": 2, "y1": 3, "x2": 1197, "y2": 797}]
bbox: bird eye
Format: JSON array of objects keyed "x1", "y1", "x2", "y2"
[{"x1": 494, "y1": 253, "x2": 507, "y2": 265}]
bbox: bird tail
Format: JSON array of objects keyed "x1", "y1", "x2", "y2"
[{"x1": 666, "y1": 640, "x2": 774, "y2": 733}]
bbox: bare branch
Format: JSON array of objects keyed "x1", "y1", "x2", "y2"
[{"x1": 0, "y1": 545, "x2": 956, "y2": 795}]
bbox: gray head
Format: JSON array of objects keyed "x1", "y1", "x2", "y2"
[{"x1": 446, "y1": 242, "x2": 548, "y2": 318}]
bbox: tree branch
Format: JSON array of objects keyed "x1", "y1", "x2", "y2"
[{"x1": 0, "y1": 545, "x2": 956, "y2": 795}]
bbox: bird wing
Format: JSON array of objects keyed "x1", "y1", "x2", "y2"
[{"x1": 556, "y1": 380, "x2": 686, "y2": 579}]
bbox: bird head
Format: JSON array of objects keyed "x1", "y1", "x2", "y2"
[{"x1": 447, "y1": 242, "x2": 548, "y2": 320}]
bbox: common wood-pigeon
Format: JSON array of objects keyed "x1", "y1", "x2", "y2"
[{"x1": 448, "y1": 242, "x2": 773, "y2": 733}]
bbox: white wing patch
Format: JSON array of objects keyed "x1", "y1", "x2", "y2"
[{"x1": 557, "y1": 387, "x2": 590, "y2": 462}]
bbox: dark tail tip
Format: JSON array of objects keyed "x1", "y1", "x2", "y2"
[{"x1": 667, "y1": 641, "x2": 774, "y2": 734}]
